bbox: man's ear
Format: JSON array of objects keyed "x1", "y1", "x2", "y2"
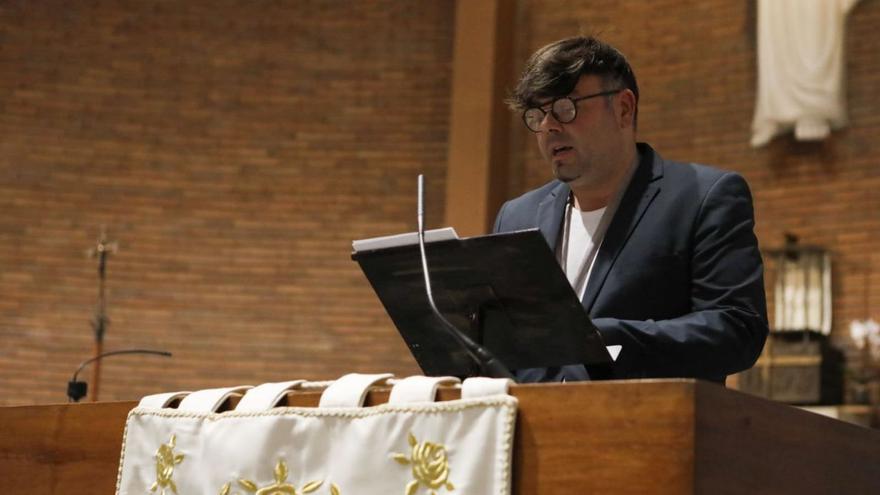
[{"x1": 617, "y1": 89, "x2": 637, "y2": 129}]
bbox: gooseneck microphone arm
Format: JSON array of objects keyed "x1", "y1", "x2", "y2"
[
  {"x1": 416, "y1": 175, "x2": 513, "y2": 379},
  {"x1": 67, "y1": 349, "x2": 172, "y2": 402}
]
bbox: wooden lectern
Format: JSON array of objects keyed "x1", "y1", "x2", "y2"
[{"x1": 2, "y1": 380, "x2": 878, "y2": 494}]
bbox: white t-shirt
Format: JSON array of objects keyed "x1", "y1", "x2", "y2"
[{"x1": 561, "y1": 205, "x2": 606, "y2": 299}]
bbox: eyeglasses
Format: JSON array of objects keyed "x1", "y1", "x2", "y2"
[{"x1": 522, "y1": 89, "x2": 623, "y2": 132}]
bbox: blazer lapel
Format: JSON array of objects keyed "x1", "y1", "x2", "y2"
[
  {"x1": 536, "y1": 182, "x2": 570, "y2": 250},
  {"x1": 582, "y1": 145, "x2": 663, "y2": 313}
]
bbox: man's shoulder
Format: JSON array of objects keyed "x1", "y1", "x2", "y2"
[
  {"x1": 649, "y1": 148, "x2": 728, "y2": 181},
  {"x1": 650, "y1": 149, "x2": 745, "y2": 194},
  {"x1": 648, "y1": 154, "x2": 754, "y2": 218},
  {"x1": 666, "y1": 159, "x2": 731, "y2": 178}
]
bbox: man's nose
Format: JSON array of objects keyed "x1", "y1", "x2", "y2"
[{"x1": 538, "y1": 111, "x2": 563, "y2": 133}]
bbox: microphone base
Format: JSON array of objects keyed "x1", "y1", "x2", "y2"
[{"x1": 67, "y1": 381, "x2": 88, "y2": 402}]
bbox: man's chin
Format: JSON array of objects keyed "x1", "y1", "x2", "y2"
[{"x1": 553, "y1": 165, "x2": 581, "y2": 183}]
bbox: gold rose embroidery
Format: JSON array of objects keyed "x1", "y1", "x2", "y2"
[
  {"x1": 151, "y1": 434, "x2": 185, "y2": 495},
  {"x1": 219, "y1": 459, "x2": 340, "y2": 495},
  {"x1": 392, "y1": 432, "x2": 455, "y2": 495}
]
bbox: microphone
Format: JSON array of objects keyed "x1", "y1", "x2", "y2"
[
  {"x1": 67, "y1": 349, "x2": 172, "y2": 402},
  {"x1": 416, "y1": 174, "x2": 513, "y2": 379}
]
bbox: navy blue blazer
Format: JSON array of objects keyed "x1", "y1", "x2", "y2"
[{"x1": 493, "y1": 143, "x2": 768, "y2": 383}]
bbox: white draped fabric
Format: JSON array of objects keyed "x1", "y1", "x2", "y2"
[
  {"x1": 751, "y1": 0, "x2": 861, "y2": 147},
  {"x1": 117, "y1": 374, "x2": 516, "y2": 495}
]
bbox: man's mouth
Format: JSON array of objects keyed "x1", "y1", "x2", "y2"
[{"x1": 552, "y1": 145, "x2": 573, "y2": 157}]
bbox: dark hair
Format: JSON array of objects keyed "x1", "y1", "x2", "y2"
[{"x1": 508, "y1": 36, "x2": 639, "y2": 123}]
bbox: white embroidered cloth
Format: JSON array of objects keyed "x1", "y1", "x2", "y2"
[{"x1": 116, "y1": 374, "x2": 517, "y2": 495}]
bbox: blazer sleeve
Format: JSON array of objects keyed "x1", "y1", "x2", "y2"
[
  {"x1": 592, "y1": 172, "x2": 769, "y2": 381},
  {"x1": 492, "y1": 200, "x2": 509, "y2": 233}
]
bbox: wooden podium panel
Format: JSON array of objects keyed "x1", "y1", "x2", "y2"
[
  {"x1": 2, "y1": 380, "x2": 878, "y2": 494},
  {"x1": 507, "y1": 380, "x2": 880, "y2": 493},
  {"x1": 0, "y1": 400, "x2": 133, "y2": 494}
]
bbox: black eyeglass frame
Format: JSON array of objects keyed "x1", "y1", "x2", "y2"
[{"x1": 521, "y1": 88, "x2": 624, "y2": 133}]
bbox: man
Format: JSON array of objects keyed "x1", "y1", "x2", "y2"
[{"x1": 494, "y1": 36, "x2": 768, "y2": 383}]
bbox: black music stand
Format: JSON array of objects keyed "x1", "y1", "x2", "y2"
[{"x1": 352, "y1": 229, "x2": 612, "y2": 377}]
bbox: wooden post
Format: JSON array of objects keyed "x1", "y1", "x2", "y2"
[{"x1": 444, "y1": 0, "x2": 515, "y2": 237}]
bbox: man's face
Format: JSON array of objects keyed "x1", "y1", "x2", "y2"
[{"x1": 533, "y1": 75, "x2": 629, "y2": 193}]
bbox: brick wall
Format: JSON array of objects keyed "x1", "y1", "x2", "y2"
[
  {"x1": 511, "y1": 1, "x2": 880, "y2": 373},
  {"x1": 2, "y1": 0, "x2": 879, "y2": 406},
  {"x1": 0, "y1": 0, "x2": 454, "y2": 405}
]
